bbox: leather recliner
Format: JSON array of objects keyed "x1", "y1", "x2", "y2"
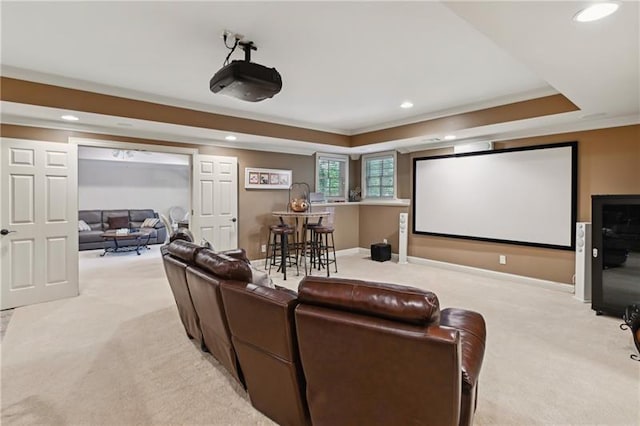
[
  {"x1": 161, "y1": 240, "x2": 204, "y2": 348},
  {"x1": 221, "y1": 282, "x2": 310, "y2": 426},
  {"x1": 295, "y1": 276, "x2": 486, "y2": 426},
  {"x1": 185, "y1": 248, "x2": 253, "y2": 386}
]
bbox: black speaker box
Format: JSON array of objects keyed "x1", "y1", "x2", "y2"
[{"x1": 371, "y1": 243, "x2": 391, "y2": 262}]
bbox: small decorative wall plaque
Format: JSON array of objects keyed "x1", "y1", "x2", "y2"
[{"x1": 244, "y1": 167, "x2": 292, "y2": 189}]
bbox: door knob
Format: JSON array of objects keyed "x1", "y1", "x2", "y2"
[
  {"x1": 230, "y1": 218, "x2": 237, "y2": 223},
  {"x1": 0, "y1": 229, "x2": 16, "y2": 236}
]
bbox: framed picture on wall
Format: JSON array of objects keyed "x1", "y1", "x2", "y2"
[
  {"x1": 244, "y1": 167, "x2": 292, "y2": 189},
  {"x1": 248, "y1": 172, "x2": 259, "y2": 184}
]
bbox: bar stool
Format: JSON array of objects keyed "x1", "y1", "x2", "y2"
[
  {"x1": 313, "y1": 225, "x2": 337, "y2": 277},
  {"x1": 301, "y1": 220, "x2": 323, "y2": 274},
  {"x1": 265, "y1": 223, "x2": 290, "y2": 269},
  {"x1": 267, "y1": 225, "x2": 298, "y2": 280}
]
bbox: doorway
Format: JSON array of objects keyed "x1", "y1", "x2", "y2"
[{"x1": 0, "y1": 136, "x2": 239, "y2": 310}]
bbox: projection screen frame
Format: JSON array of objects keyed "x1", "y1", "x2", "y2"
[{"x1": 412, "y1": 141, "x2": 578, "y2": 251}]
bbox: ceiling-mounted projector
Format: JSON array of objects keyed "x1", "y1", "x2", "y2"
[{"x1": 210, "y1": 39, "x2": 282, "y2": 102}]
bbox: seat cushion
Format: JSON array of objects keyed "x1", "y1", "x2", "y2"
[{"x1": 79, "y1": 230, "x2": 105, "y2": 244}]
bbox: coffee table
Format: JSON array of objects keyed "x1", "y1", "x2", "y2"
[{"x1": 100, "y1": 229, "x2": 152, "y2": 256}]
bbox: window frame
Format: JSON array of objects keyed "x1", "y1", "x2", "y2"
[
  {"x1": 315, "y1": 152, "x2": 349, "y2": 202},
  {"x1": 361, "y1": 150, "x2": 397, "y2": 200}
]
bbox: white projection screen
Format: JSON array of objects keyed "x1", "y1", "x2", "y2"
[{"x1": 413, "y1": 142, "x2": 577, "y2": 250}]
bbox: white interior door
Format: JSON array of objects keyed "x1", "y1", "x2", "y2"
[
  {"x1": 192, "y1": 154, "x2": 238, "y2": 251},
  {"x1": 1, "y1": 138, "x2": 79, "y2": 309}
]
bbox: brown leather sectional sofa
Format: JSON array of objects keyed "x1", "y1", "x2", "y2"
[{"x1": 161, "y1": 240, "x2": 486, "y2": 426}]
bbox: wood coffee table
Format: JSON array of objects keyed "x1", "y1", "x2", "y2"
[{"x1": 100, "y1": 229, "x2": 152, "y2": 256}]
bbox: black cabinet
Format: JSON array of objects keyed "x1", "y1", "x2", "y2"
[{"x1": 591, "y1": 195, "x2": 640, "y2": 317}]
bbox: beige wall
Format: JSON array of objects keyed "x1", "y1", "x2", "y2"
[{"x1": 359, "y1": 206, "x2": 409, "y2": 253}]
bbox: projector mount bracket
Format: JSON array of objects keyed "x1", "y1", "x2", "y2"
[{"x1": 238, "y1": 41, "x2": 257, "y2": 62}]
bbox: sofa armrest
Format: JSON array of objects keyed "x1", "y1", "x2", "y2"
[{"x1": 440, "y1": 308, "x2": 486, "y2": 389}]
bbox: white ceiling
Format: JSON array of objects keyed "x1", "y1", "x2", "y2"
[{"x1": 1, "y1": 1, "x2": 638, "y2": 151}]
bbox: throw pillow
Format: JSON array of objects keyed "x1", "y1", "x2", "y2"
[
  {"x1": 78, "y1": 220, "x2": 91, "y2": 232},
  {"x1": 250, "y1": 265, "x2": 275, "y2": 289},
  {"x1": 108, "y1": 215, "x2": 129, "y2": 230},
  {"x1": 141, "y1": 217, "x2": 160, "y2": 228}
]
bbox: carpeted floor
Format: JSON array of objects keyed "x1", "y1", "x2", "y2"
[{"x1": 1, "y1": 246, "x2": 639, "y2": 425}]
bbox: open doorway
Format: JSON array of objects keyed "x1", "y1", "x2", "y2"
[
  {"x1": 77, "y1": 145, "x2": 192, "y2": 255},
  {"x1": 71, "y1": 136, "x2": 239, "y2": 262}
]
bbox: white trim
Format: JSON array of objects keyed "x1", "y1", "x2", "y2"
[
  {"x1": 408, "y1": 255, "x2": 572, "y2": 292},
  {"x1": 352, "y1": 247, "x2": 572, "y2": 292},
  {"x1": 361, "y1": 150, "x2": 398, "y2": 200},
  {"x1": 68, "y1": 137, "x2": 198, "y2": 155},
  {"x1": 315, "y1": 152, "x2": 350, "y2": 202},
  {"x1": 311, "y1": 199, "x2": 410, "y2": 207}
]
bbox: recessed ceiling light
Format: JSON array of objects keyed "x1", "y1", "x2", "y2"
[
  {"x1": 573, "y1": 2, "x2": 619, "y2": 22},
  {"x1": 225, "y1": 135, "x2": 237, "y2": 141},
  {"x1": 61, "y1": 114, "x2": 79, "y2": 121},
  {"x1": 444, "y1": 135, "x2": 457, "y2": 141},
  {"x1": 400, "y1": 101, "x2": 414, "y2": 109}
]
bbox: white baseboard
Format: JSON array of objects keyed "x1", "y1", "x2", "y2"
[
  {"x1": 352, "y1": 247, "x2": 571, "y2": 293},
  {"x1": 254, "y1": 246, "x2": 572, "y2": 293}
]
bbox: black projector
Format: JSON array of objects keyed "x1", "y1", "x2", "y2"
[{"x1": 210, "y1": 60, "x2": 282, "y2": 102}]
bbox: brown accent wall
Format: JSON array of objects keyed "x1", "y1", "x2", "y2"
[
  {"x1": 351, "y1": 94, "x2": 579, "y2": 146},
  {"x1": 2, "y1": 78, "x2": 577, "y2": 148},
  {"x1": 0, "y1": 77, "x2": 350, "y2": 147},
  {"x1": 402, "y1": 125, "x2": 640, "y2": 284}
]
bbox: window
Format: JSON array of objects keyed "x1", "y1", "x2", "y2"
[
  {"x1": 315, "y1": 153, "x2": 349, "y2": 201},
  {"x1": 362, "y1": 151, "x2": 396, "y2": 199}
]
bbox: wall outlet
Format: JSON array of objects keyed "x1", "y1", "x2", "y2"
[
  {"x1": 499, "y1": 255, "x2": 507, "y2": 265},
  {"x1": 383, "y1": 238, "x2": 388, "y2": 244},
  {"x1": 261, "y1": 244, "x2": 267, "y2": 253}
]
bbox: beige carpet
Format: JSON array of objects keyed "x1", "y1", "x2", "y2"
[{"x1": 2, "y1": 246, "x2": 639, "y2": 425}]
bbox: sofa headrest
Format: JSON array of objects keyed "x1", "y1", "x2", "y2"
[
  {"x1": 298, "y1": 277, "x2": 440, "y2": 325},
  {"x1": 167, "y1": 240, "x2": 202, "y2": 263},
  {"x1": 170, "y1": 229, "x2": 194, "y2": 243},
  {"x1": 195, "y1": 249, "x2": 252, "y2": 282},
  {"x1": 219, "y1": 248, "x2": 250, "y2": 264}
]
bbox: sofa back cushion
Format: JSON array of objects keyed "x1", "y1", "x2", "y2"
[
  {"x1": 130, "y1": 209, "x2": 156, "y2": 228},
  {"x1": 79, "y1": 210, "x2": 103, "y2": 231},
  {"x1": 102, "y1": 210, "x2": 129, "y2": 230},
  {"x1": 194, "y1": 249, "x2": 252, "y2": 282},
  {"x1": 167, "y1": 240, "x2": 203, "y2": 264},
  {"x1": 298, "y1": 276, "x2": 440, "y2": 325}
]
